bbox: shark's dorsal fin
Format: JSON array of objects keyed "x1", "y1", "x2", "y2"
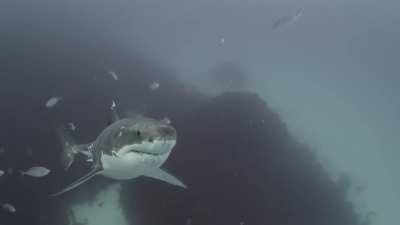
[
  {"x1": 142, "y1": 168, "x2": 187, "y2": 188},
  {"x1": 49, "y1": 167, "x2": 102, "y2": 197}
]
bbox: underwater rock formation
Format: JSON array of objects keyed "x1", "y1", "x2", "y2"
[
  {"x1": 121, "y1": 91, "x2": 362, "y2": 225},
  {"x1": 208, "y1": 62, "x2": 248, "y2": 92}
]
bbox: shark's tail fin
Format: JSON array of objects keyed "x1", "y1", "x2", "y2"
[{"x1": 57, "y1": 126, "x2": 80, "y2": 171}]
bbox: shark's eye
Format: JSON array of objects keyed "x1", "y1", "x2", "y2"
[{"x1": 136, "y1": 130, "x2": 141, "y2": 137}]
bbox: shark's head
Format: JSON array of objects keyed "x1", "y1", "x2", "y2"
[
  {"x1": 97, "y1": 116, "x2": 177, "y2": 178},
  {"x1": 112, "y1": 117, "x2": 177, "y2": 157},
  {"x1": 99, "y1": 116, "x2": 177, "y2": 179}
]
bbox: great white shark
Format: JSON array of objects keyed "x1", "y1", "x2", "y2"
[{"x1": 50, "y1": 110, "x2": 186, "y2": 197}]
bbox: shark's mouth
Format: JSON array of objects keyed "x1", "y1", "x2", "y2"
[
  {"x1": 113, "y1": 139, "x2": 176, "y2": 157},
  {"x1": 111, "y1": 148, "x2": 168, "y2": 158},
  {"x1": 128, "y1": 149, "x2": 166, "y2": 156}
]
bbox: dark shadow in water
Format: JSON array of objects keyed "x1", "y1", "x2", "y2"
[{"x1": 121, "y1": 92, "x2": 363, "y2": 225}]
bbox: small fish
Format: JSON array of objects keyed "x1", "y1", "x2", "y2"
[
  {"x1": 219, "y1": 37, "x2": 225, "y2": 45},
  {"x1": 272, "y1": 8, "x2": 304, "y2": 30},
  {"x1": 46, "y1": 97, "x2": 62, "y2": 108},
  {"x1": 68, "y1": 122, "x2": 77, "y2": 131},
  {"x1": 109, "y1": 71, "x2": 119, "y2": 80},
  {"x1": 111, "y1": 100, "x2": 116, "y2": 110},
  {"x1": 20, "y1": 166, "x2": 51, "y2": 177},
  {"x1": 272, "y1": 16, "x2": 291, "y2": 30},
  {"x1": 149, "y1": 81, "x2": 160, "y2": 91},
  {"x1": 293, "y1": 7, "x2": 304, "y2": 21},
  {"x1": 0, "y1": 170, "x2": 4, "y2": 176},
  {"x1": 1, "y1": 203, "x2": 16, "y2": 213}
]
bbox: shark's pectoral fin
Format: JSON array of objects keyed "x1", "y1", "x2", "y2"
[
  {"x1": 49, "y1": 168, "x2": 102, "y2": 197},
  {"x1": 143, "y1": 168, "x2": 187, "y2": 189}
]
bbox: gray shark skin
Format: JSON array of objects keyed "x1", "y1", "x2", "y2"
[{"x1": 50, "y1": 114, "x2": 186, "y2": 197}]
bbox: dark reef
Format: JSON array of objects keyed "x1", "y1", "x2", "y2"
[
  {"x1": 121, "y1": 91, "x2": 361, "y2": 225},
  {"x1": 208, "y1": 62, "x2": 248, "y2": 92}
]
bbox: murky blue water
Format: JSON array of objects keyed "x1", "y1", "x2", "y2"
[{"x1": 0, "y1": 1, "x2": 398, "y2": 225}]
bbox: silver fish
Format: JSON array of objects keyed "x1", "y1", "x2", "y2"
[
  {"x1": 219, "y1": 37, "x2": 225, "y2": 45},
  {"x1": 109, "y1": 71, "x2": 119, "y2": 80},
  {"x1": 0, "y1": 170, "x2": 4, "y2": 177},
  {"x1": 149, "y1": 81, "x2": 160, "y2": 91},
  {"x1": 272, "y1": 8, "x2": 304, "y2": 30},
  {"x1": 46, "y1": 97, "x2": 62, "y2": 108},
  {"x1": 1, "y1": 203, "x2": 16, "y2": 213},
  {"x1": 68, "y1": 122, "x2": 77, "y2": 131},
  {"x1": 21, "y1": 166, "x2": 51, "y2": 177}
]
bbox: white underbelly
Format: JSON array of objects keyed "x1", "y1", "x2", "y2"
[{"x1": 100, "y1": 153, "x2": 143, "y2": 179}]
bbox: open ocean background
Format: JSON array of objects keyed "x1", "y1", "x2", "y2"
[{"x1": 0, "y1": 1, "x2": 399, "y2": 225}]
